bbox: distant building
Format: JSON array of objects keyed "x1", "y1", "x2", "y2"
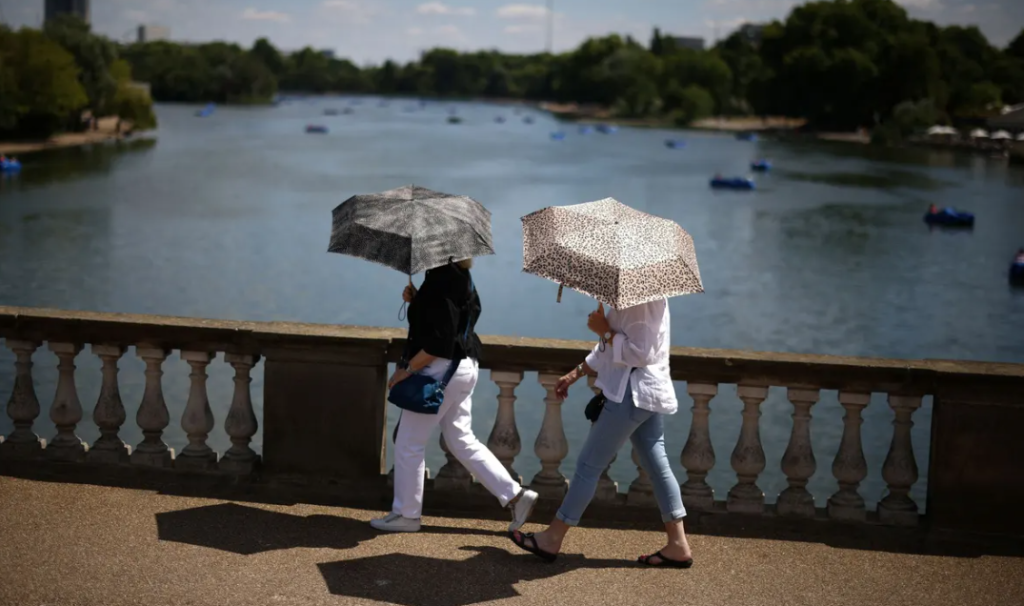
[
  {"x1": 45, "y1": 0, "x2": 90, "y2": 24},
  {"x1": 137, "y1": 25, "x2": 171, "y2": 43},
  {"x1": 671, "y1": 36, "x2": 705, "y2": 51}
]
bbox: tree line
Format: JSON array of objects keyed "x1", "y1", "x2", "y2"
[
  {"x1": 0, "y1": 16, "x2": 157, "y2": 140},
  {"x1": 124, "y1": 0, "x2": 1021, "y2": 133},
  {"x1": 5, "y1": 0, "x2": 1023, "y2": 140}
]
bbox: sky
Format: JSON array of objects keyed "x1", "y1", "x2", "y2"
[{"x1": 1, "y1": 0, "x2": 1021, "y2": 65}]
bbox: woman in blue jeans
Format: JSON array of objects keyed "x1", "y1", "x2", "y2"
[{"x1": 510, "y1": 297, "x2": 694, "y2": 567}]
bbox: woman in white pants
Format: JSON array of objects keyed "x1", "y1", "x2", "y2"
[{"x1": 371, "y1": 258, "x2": 538, "y2": 532}]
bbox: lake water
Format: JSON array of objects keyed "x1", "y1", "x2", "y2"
[{"x1": 2, "y1": 100, "x2": 1023, "y2": 512}]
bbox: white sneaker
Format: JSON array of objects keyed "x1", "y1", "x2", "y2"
[
  {"x1": 370, "y1": 512, "x2": 421, "y2": 533},
  {"x1": 508, "y1": 489, "x2": 539, "y2": 532}
]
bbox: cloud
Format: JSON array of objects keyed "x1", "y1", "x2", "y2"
[
  {"x1": 895, "y1": 0, "x2": 943, "y2": 8},
  {"x1": 240, "y1": 8, "x2": 290, "y2": 23},
  {"x1": 320, "y1": 0, "x2": 381, "y2": 25},
  {"x1": 416, "y1": 2, "x2": 476, "y2": 16},
  {"x1": 497, "y1": 4, "x2": 551, "y2": 20}
]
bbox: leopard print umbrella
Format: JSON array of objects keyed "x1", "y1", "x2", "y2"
[
  {"x1": 328, "y1": 185, "x2": 494, "y2": 276},
  {"x1": 521, "y1": 197, "x2": 704, "y2": 310}
]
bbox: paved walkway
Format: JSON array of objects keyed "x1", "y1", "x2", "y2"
[{"x1": 2, "y1": 476, "x2": 1023, "y2": 606}]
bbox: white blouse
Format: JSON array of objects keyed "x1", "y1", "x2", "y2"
[{"x1": 584, "y1": 297, "x2": 678, "y2": 415}]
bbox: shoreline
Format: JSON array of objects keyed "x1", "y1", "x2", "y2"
[{"x1": 0, "y1": 117, "x2": 138, "y2": 156}]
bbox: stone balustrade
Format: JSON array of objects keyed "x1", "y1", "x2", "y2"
[{"x1": 1, "y1": 306, "x2": 1023, "y2": 539}]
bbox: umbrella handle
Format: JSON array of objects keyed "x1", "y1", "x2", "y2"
[
  {"x1": 398, "y1": 302, "x2": 408, "y2": 322},
  {"x1": 557, "y1": 283, "x2": 563, "y2": 303}
]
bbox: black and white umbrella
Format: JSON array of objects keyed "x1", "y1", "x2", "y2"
[{"x1": 328, "y1": 185, "x2": 495, "y2": 276}]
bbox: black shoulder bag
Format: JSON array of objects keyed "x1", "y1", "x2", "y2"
[{"x1": 584, "y1": 368, "x2": 635, "y2": 424}]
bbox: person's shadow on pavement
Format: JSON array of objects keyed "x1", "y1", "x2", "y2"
[
  {"x1": 155, "y1": 502, "x2": 498, "y2": 555},
  {"x1": 318, "y1": 546, "x2": 637, "y2": 606}
]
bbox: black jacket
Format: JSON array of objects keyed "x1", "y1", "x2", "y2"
[{"x1": 403, "y1": 263, "x2": 482, "y2": 363}]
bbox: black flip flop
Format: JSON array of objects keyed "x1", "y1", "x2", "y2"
[
  {"x1": 508, "y1": 531, "x2": 558, "y2": 562},
  {"x1": 638, "y1": 551, "x2": 694, "y2": 568}
]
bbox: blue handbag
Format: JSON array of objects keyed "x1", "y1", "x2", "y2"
[{"x1": 387, "y1": 276, "x2": 474, "y2": 415}]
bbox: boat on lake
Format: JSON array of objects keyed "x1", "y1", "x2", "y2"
[
  {"x1": 924, "y1": 207, "x2": 974, "y2": 228},
  {"x1": 751, "y1": 159, "x2": 772, "y2": 171},
  {"x1": 710, "y1": 176, "x2": 756, "y2": 190},
  {"x1": 306, "y1": 125, "x2": 329, "y2": 134},
  {"x1": 665, "y1": 139, "x2": 685, "y2": 149},
  {"x1": 447, "y1": 116, "x2": 463, "y2": 124}
]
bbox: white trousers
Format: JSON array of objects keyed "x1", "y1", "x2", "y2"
[{"x1": 392, "y1": 357, "x2": 522, "y2": 519}]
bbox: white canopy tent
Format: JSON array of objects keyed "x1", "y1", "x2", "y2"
[
  {"x1": 926, "y1": 125, "x2": 957, "y2": 136},
  {"x1": 970, "y1": 128, "x2": 990, "y2": 138},
  {"x1": 990, "y1": 130, "x2": 1013, "y2": 140}
]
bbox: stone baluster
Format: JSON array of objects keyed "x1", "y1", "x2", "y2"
[
  {"x1": 777, "y1": 388, "x2": 820, "y2": 517},
  {"x1": 487, "y1": 371, "x2": 523, "y2": 484},
  {"x1": 0, "y1": 340, "x2": 43, "y2": 459},
  {"x1": 434, "y1": 432, "x2": 472, "y2": 490},
  {"x1": 878, "y1": 395, "x2": 922, "y2": 526},
  {"x1": 175, "y1": 351, "x2": 217, "y2": 470},
  {"x1": 627, "y1": 446, "x2": 656, "y2": 506},
  {"x1": 727, "y1": 385, "x2": 768, "y2": 514},
  {"x1": 132, "y1": 347, "x2": 173, "y2": 467},
  {"x1": 530, "y1": 373, "x2": 568, "y2": 497},
  {"x1": 46, "y1": 343, "x2": 86, "y2": 461},
  {"x1": 827, "y1": 392, "x2": 869, "y2": 521},
  {"x1": 220, "y1": 353, "x2": 261, "y2": 474},
  {"x1": 680, "y1": 382, "x2": 718, "y2": 511},
  {"x1": 87, "y1": 345, "x2": 130, "y2": 464},
  {"x1": 588, "y1": 376, "x2": 618, "y2": 502}
]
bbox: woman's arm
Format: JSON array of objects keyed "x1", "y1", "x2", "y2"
[
  {"x1": 554, "y1": 360, "x2": 596, "y2": 400},
  {"x1": 388, "y1": 349, "x2": 440, "y2": 388}
]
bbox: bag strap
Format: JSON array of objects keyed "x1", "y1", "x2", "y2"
[{"x1": 439, "y1": 273, "x2": 475, "y2": 389}]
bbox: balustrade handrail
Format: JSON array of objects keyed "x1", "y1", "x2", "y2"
[{"x1": 2, "y1": 306, "x2": 1021, "y2": 403}]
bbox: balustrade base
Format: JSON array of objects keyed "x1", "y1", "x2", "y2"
[
  {"x1": 681, "y1": 491, "x2": 715, "y2": 512},
  {"x1": 46, "y1": 441, "x2": 87, "y2": 463},
  {"x1": 593, "y1": 480, "x2": 619, "y2": 503},
  {"x1": 627, "y1": 486, "x2": 657, "y2": 507},
  {"x1": 777, "y1": 489, "x2": 816, "y2": 518},
  {"x1": 0, "y1": 439, "x2": 43, "y2": 460},
  {"x1": 219, "y1": 455, "x2": 261, "y2": 475},
  {"x1": 878, "y1": 503, "x2": 920, "y2": 526},
  {"x1": 175, "y1": 453, "x2": 218, "y2": 472},
  {"x1": 433, "y1": 475, "x2": 474, "y2": 492},
  {"x1": 87, "y1": 444, "x2": 131, "y2": 465},
  {"x1": 529, "y1": 480, "x2": 568, "y2": 499},
  {"x1": 726, "y1": 491, "x2": 766, "y2": 515},
  {"x1": 131, "y1": 449, "x2": 174, "y2": 468},
  {"x1": 827, "y1": 498, "x2": 867, "y2": 522}
]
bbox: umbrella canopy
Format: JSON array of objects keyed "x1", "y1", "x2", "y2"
[
  {"x1": 970, "y1": 128, "x2": 989, "y2": 138},
  {"x1": 1018, "y1": 133, "x2": 1024, "y2": 141},
  {"x1": 991, "y1": 130, "x2": 1012, "y2": 140},
  {"x1": 926, "y1": 125, "x2": 951, "y2": 136},
  {"x1": 328, "y1": 185, "x2": 494, "y2": 276},
  {"x1": 521, "y1": 197, "x2": 703, "y2": 310}
]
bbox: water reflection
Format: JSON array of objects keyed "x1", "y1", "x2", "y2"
[{"x1": 0, "y1": 138, "x2": 157, "y2": 194}]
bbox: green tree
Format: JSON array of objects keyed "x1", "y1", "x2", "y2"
[
  {"x1": 43, "y1": 15, "x2": 118, "y2": 121},
  {"x1": 250, "y1": 38, "x2": 285, "y2": 75},
  {"x1": 113, "y1": 83, "x2": 157, "y2": 132},
  {"x1": 1, "y1": 28, "x2": 88, "y2": 137},
  {"x1": 672, "y1": 85, "x2": 714, "y2": 125}
]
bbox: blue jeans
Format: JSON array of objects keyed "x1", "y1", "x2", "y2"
[{"x1": 556, "y1": 384, "x2": 687, "y2": 526}]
